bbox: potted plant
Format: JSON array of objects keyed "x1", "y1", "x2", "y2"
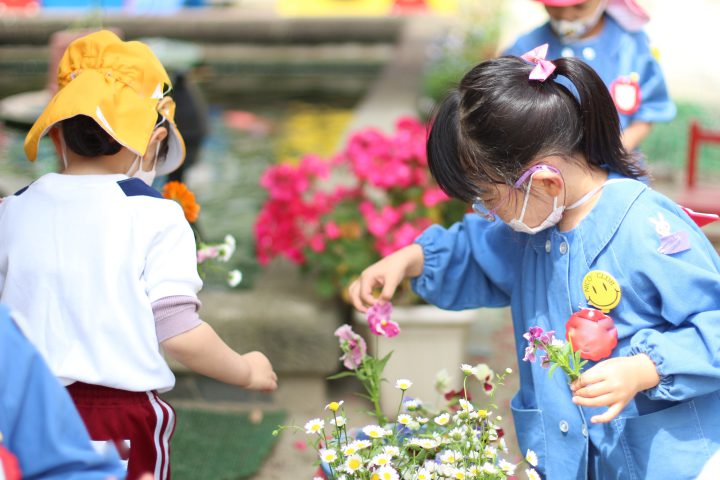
[{"x1": 254, "y1": 117, "x2": 479, "y2": 411}]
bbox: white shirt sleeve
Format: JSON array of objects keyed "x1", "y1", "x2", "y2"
[{"x1": 143, "y1": 201, "x2": 202, "y2": 302}]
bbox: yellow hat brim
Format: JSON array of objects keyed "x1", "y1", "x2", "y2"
[{"x1": 25, "y1": 69, "x2": 186, "y2": 175}]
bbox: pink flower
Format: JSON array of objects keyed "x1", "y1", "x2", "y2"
[
  {"x1": 324, "y1": 221, "x2": 341, "y2": 240},
  {"x1": 334, "y1": 325, "x2": 367, "y2": 370},
  {"x1": 197, "y1": 245, "x2": 219, "y2": 264},
  {"x1": 367, "y1": 302, "x2": 400, "y2": 338},
  {"x1": 422, "y1": 187, "x2": 449, "y2": 207},
  {"x1": 309, "y1": 233, "x2": 326, "y2": 253}
]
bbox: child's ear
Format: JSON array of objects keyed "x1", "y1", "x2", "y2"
[
  {"x1": 149, "y1": 126, "x2": 168, "y2": 145},
  {"x1": 532, "y1": 170, "x2": 563, "y2": 197}
]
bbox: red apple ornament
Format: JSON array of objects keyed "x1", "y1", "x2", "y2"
[{"x1": 565, "y1": 308, "x2": 618, "y2": 361}]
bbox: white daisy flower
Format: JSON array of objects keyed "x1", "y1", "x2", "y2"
[
  {"x1": 395, "y1": 379, "x2": 413, "y2": 390},
  {"x1": 344, "y1": 454, "x2": 363, "y2": 473},
  {"x1": 526, "y1": 467, "x2": 541, "y2": 480},
  {"x1": 218, "y1": 235, "x2": 236, "y2": 262},
  {"x1": 498, "y1": 459, "x2": 517, "y2": 475},
  {"x1": 417, "y1": 417, "x2": 429, "y2": 424},
  {"x1": 458, "y1": 399, "x2": 474, "y2": 412},
  {"x1": 383, "y1": 446, "x2": 400, "y2": 457},
  {"x1": 506, "y1": 367, "x2": 513, "y2": 374},
  {"x1": 416, "y1": 468, "x2": 432, "y2": 480},
  {"x1": 460, "y1": 364, "x2": 478, "y2": 376},
  {"x1": 304, "y1": 418, "x2": 324, "y2": 435},
  {"x1": 227, "y1": 269, "x2": 242, "y2": 287},
  {"x1": 481, "y1": 462, "x2": 498, "y2": 474},
  {"x1": 362, "y1": 424, "x2": 387, "y2": 439},
  {"x1": 434, "y1": 413, "x2": 450, "y2": 426},
  {"x1": 319, "y1": 448, "x2": 337, "y2": 463},
  {"x1": 375, "y1": 465, "x2": 399, "y2": 480},
  {"x1": 325, "y1": 400, "x2": 344, "y2": 412},
  {"x1": 371, "y1": 453, "x2": 393, "y2": 467},
  {"x1": 526, "y1": 449, "x2": 539, "y2": 467},
  {"x1": 397, "y1": 414, "x2": 413, "y2": 425},
  {"x1": 342, "y1": 444, "x2": 357, "y2": 456},
  {"x1": 352, "y1": 440, "x2": 372, "y2": 450},
  {"x1": 403, "y1": 399, "x2": 421, "y2": 411},
  {"x1": 331, "y1": 416, "x2": 346, "y2": 427}
]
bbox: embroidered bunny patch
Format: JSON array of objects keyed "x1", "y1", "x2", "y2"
[{"x1": 649, "y1": 212, "x2": 691, "y2": 255}]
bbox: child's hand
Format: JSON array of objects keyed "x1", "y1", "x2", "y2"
[
  {"x1": 570, "y1": 354, "x2": 660, "y2": 423},
  {"x1": 242, "y1": 351, "x2": 278, "y2": 392},
  {"x1": 347, "y1": 244, "x2": 424, "y2": 313}
]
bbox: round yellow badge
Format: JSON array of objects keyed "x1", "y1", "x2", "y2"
[{"x1": 582, "y1": 270, "x2": 622, "y2": 313}]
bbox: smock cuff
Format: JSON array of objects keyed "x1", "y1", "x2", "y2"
[
  {"x1": 627, "y1": 343, "x2": 674, "y2": 401},
  {"x1": 410, "y1": 231, "x2": 443, "y2": 299}
]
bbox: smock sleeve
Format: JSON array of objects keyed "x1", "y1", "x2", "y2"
[
  {"x1": 411, "y1": 214, "x2": 521, "y2": 310},
  {"x1": 0, "y1": 307, "x2": 126, "y2": 479},
  {"x1": 628, "y1": 33, "x2": 676, "y2": 124},
  {"x1": 626, "y1": 205, "x2": 720, "y2": 401},
  {"x1": 144, "y1": 201, "x2": 203, "y2": 302}
]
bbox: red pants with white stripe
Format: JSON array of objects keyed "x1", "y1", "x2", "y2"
[{"x1": 67, "y1": 382, "x2": 175, "y2": 480}]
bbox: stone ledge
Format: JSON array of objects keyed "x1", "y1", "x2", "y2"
[{"x1": 167, "y1": 260, "x2": 344, "y2": 376}]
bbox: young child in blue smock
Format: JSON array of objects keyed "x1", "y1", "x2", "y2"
[
  {"x1": 503, "y1": 0, "x2": 675, "y2": 152},
  {"x1": 348, "y1": 51, "x2": 720, "y2": 479}
]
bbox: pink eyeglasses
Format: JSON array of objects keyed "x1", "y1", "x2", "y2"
[{"x1": 471, "y1": 164, "x2": 561, "y2": 222}]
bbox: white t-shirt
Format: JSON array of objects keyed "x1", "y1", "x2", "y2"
[{"x1": 0, "y1": 173, "x2": 202, "y2": 392}]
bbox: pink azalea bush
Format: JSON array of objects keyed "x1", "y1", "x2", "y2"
[{"x1": 254, "y1": 117, "x2": 467, "y2": 299}]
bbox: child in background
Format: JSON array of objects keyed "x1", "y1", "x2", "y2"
[
  {"x1": 348, "y1": 52, "x2": 720, "y2": 479},
  {"x1": 0, "y1": 30, "x2": 277, "y2": 480},
  {"x1": 503, "y1": 0, "x2": 675, "y2": 152}
]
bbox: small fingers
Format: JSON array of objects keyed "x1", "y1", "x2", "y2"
[
  {"x1": 573, "y1": 381, "x2": 613, "y2": 399},
  {"x1": 572, "y1": 392, "x2": 615, "y2": 408},
  {"x1": 591, "y1": 403, "x2": 624, "y2": 424},
  {"x1": 347, "y1": 281, "x2": 367, "y2": 313}
]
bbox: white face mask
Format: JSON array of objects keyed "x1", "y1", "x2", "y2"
[
  {"x1": 550, "y1": 0, "x2": 606, "y2": 41},
  {"x1": 126, "y1": 143, "x2": 160, "y2": 186},
  {"x1": 507, "y1": 175, "x2": 611, "y2": 235}
]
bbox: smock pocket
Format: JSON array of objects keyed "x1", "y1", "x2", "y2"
[
  {"x1": 616, "y1": 400, "x2": 711, "y2": 480},
  {"x1": 510, "y1": 393, "x2": 547, "y2": 474}
]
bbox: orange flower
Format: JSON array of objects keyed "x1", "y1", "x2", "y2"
[{"x1": 162, "y1": 181, "x2": 200, "y2": 223}]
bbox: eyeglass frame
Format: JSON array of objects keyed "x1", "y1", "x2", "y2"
[{"x1": 471, "y1": 164, "x2": 562, "y2": 222}]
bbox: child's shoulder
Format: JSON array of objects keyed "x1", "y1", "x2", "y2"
[
  {"x1": 503, "y1": 22, "x2": 554, "y2": 56},
  {"x1": 116, "y1": 177, "x2": 164, "y2": 200}
]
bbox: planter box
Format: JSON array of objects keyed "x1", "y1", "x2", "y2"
[{"x1": 353, "y1": 304, "x2": 479, "y2": 416}]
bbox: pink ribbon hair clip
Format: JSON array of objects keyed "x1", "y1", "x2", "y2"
[{"x1": 520, "y1": 43, "x2": 556, "y2": 82}]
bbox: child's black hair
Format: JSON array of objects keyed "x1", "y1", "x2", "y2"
[
  {"x1": 427, "y1": 55, "x2": 646, "y2": 203},
  {"x1": 61, "y1": 114, "x2": 170, "y2": 161}
]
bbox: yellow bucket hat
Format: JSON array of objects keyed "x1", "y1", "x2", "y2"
[{"x1": 24, "y1": 30, "x2": 186, "y2": 175}]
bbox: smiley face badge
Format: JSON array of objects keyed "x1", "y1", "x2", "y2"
[{"x1": 582, "y1": 270, "x2": 621, "y2": 313}]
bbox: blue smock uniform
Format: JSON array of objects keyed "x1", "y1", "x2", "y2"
[
  {"x1": 412, "y1": 173, "x2": 720, "y2": 479},
  {"x1": 504, "y1": 15, "x2": 676, "y2": 130},
  {"x1": 0, "y1": 305, "x2": 126, "y2": 479}
]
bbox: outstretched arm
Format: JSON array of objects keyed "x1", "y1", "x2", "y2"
[{"x1": 161, "y1": 322, "x2": 278, "y2": 391}]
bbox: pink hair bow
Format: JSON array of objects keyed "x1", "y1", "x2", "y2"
[{"x1": 521, "y1": 43, "x2": 556, "y2": 82}]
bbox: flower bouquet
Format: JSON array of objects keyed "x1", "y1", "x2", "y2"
[
  {"x1": 276, "y1": 303, "x2": 541, "y2": 480},
  {"x1": 162, "y1": 181, "x2": 242, "y2": 287},
  {"x1": 254, "y1": 117, "x2": 467, "y2": 301}
]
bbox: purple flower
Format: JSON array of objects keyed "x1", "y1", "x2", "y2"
[
  {"x1": 540, "y1": 355, "x2": 551, "y2": 369},
  {"x1": 539, "y1": 331, "x2": 555, "y2": 346},
  {"x1": 367, "y1": 302, "x2": 401, "y2": 338},
  {"x1": 334, "y1": 325, "x2": 367, "y2": 370},
  {"x1": 523, "y1": 326, "x2": 544, "y2": 343},
  {"x1": 523, "y1": 345, "x2": 536, "y2": 363}
]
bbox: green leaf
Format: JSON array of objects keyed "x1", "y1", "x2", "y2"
[
  {"x1": 326, "y1": 371, "x2": 357, "y2": 381},
  {"x1": 548, "y1": 364, "x2": 559, "y2": 378}
]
